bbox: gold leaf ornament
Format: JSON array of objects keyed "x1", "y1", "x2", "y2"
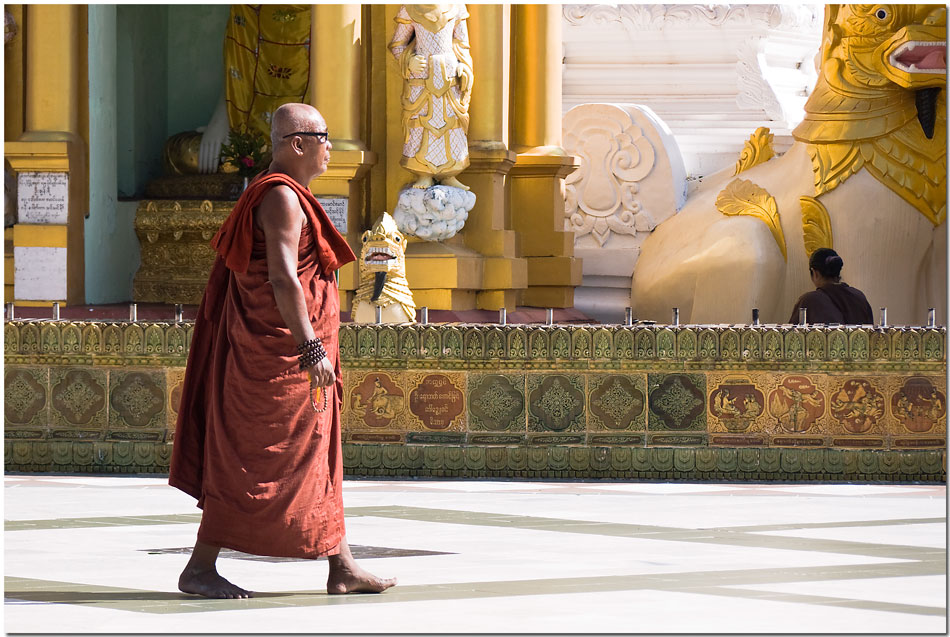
[
  {"x1": 715, "y1": 178, "x2": 787, "y2": 261},
  {"x1": 734, "y1": 127, "x2": 775, "y2": 175},
  {"x1": 799, "y1": 196, "x2": 833, "y2": 258}
]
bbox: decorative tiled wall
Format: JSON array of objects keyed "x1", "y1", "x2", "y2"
[{"x1": 4, "y1": 321, "x2": 946, "y2": 481}]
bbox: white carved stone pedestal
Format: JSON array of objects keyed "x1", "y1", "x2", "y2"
[
  {"x1": 392, "y1": 185, "x2": 476, "y2": 242},
  {"x1": 563, "y1": 103, "x2": 686, "y2": 323}
]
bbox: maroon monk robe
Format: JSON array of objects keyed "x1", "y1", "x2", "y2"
[{"x1": 169, "y1": 172, "x2": 356, "y2": 558}]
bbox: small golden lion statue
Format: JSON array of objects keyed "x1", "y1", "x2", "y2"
[{"x1": 351, "y1": 212, "x2": 416, "y2": 324}]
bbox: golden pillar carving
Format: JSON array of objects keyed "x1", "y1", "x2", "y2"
[
  {"x1": 4, "y1": 5, "x2": 25, "y2": 141},
  {"x1": 5, "y1": 4, "x2": 87, "y2": 305},
  {"x1": 510, "y1": 4, "x2": 564, "y2": 156},
  {"x1": 467, "y1": 4, "x2": 508, "y2": 151},
  {"x1": 310, "y1": 4, "x2": 376, "y2": 311},
  {"x1": 508, "y1": 4, "x2": 580, "y2": 308},
  {"x1": 311, "y1": 4, "x2": 364, "y2": 152},
  {"x1": 454, "y1": 3, "x2": 525, "y2": 310},
  {"x1": 25, "y1": 5, "x2": 80, "y2": 134},
  {"x1": 4, "y1": 5, "x2": 25, "y2": 303}
]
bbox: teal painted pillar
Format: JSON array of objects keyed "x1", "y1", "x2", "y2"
[{"x1": 86, "y1": 4, "x2": 139, "y2": 303}]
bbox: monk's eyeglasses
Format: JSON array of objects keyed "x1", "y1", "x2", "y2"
[{"x1": 284, "y1": 131, "x2": 329, "y2": 144}]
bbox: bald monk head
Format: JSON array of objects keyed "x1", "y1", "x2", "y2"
[{"x1": 269, "y1": 103, "x2": 332, "y2": 185}]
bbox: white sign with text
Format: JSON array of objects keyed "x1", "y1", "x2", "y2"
[
  {"x1": 17, "y1": 172, "x2": 69, "y2": 224},
  {"x1": 316, "y1": 197, "x2": 348, "y2": 234}
]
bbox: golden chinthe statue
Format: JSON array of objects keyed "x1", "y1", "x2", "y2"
[
  {"x1": 388, "y1": 4, "x2": 474, "y2": 191},
  {"x1": 632, "y1": 4, "x2": 946, "y2": 326},
  {"x1": 352, "y1": 212, "x2": 416, "y2": 324}
]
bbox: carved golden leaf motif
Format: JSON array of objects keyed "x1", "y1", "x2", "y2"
[
  {"x1": 715, "y1": 178, "x2": 787, "y2": 261},
  {"x1": 800, "y1": 196, "x2": 833, "y2": 258},
  {"x1": 734, "y1": 127, "x2": 775, "y2": 175}
]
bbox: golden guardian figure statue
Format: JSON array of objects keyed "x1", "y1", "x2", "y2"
[{"x1": 389, "y1": 4, "x2": 474, "y2": 191}]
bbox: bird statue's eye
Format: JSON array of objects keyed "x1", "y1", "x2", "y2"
[
  {"x1": 875, "y1": 8, "x2": 888, "y2": 20},
  {"x1": 361, "y1": 230, "x2": 370, "y2": 243},
  {"x1": 394, "y1": 235, "x2": 402, "y2": 243}
]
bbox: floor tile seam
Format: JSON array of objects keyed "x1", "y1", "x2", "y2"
[
  {"x1": 4, "y1": 514, "x2": 203, "y2": 531},
  {"x1": 347, "y1": 507, "x2": 943, "y2": 561},
  {"x1": 710, "y1": 516, "x2": 947, "y2": 533},
  {"x1": 346, "y1": 505, "x2": 945, "y2": 539},
  {"x1": 663, "y1": 533, "x2": 944, "y2": 562},
  {"x1": 7, "y1": 504, "x2": 942, "y2": 537},
  {"x1": 6, "y1": 561, "x2": 945, "y2": 615},
  {"x1": 687, "y1": 584, "x2": 947, "y2": 616},
  {"x1": 5, "y1": 508, "x2": 942, "y2": 565}
]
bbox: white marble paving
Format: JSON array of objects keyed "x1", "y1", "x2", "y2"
[
  {"x1": 3, "y1": 480, "x2": 198, "y2": 520},
  {"x1": 343, "y1": 489, "x2": 945, "y2": 530},
  {"x1": 754, "y1": 484, "x2": 944, "y2": 496},
  {"x1": 3, "y1": 476, "x2": 945, "y2": 634},
  {"x1": 4, "y1": 476, "x2": 172, "y2": 488},
  {"x1": 751, "y1": 522, "x2": 948, "y2": 549},
  {"x1": 729, "y1": 575, "x2": 947, "y2": 610}
]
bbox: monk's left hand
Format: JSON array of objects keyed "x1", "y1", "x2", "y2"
[{"x1": 309, "y1": 356, "x2": 336, "y2": 387}]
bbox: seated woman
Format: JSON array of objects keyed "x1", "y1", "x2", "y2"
[{"x1": 789, "y1": 248, "x2": 873, "y2": 325}]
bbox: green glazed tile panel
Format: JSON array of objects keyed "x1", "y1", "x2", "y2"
[
  {"x1": 4, "y1": 320, "x2": 946, "y2": 481},
  {"x1": 468, "y1": 374, "x2": 526, "y2": 432}
]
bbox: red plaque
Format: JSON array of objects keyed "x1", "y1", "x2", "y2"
[{"x1": 409, "y1": 374, "x2": 464, "y2": 430}]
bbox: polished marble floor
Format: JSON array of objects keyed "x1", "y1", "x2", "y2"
[{"x1": 4, "y1": 475, "x2": 946, "y2": 634}]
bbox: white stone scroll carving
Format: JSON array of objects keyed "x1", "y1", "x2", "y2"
[{"x1": 563, "y1": 103, "x2": 686, "y2": 322}]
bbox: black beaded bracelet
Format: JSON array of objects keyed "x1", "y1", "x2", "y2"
[
  {"x1": 297, "y1": 338, "x2": 327, "y2": 370},
  {"x1": 296, "y1": 337, "x2": 324, "y2": 354}
]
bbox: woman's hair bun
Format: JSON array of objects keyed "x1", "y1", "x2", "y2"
[{"x1": 809, "y1": 248, "x2": 843, "y2": 278}]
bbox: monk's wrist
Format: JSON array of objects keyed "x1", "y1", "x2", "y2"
[{"x1": 297, "y1": 338, "x2": 327, "y2": 370}]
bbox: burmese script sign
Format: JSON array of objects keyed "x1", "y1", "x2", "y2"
[
  {"x1": 17, "y1": 172, "x2": 69, "y2": 224},
  {"x1": 316, "y1": 197, "x2": 347, "y2": 233},
  {"x1": 409, "y1": 374, "x2": 464, "y2": 430}
]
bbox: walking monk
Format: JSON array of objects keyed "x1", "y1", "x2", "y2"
[{"x1": 169, "y1": 103, "x2": 397, "y2": 599}]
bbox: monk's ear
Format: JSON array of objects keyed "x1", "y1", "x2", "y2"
[{"x1": 284, "y1": 135, "x2": 303, "y2": 155}]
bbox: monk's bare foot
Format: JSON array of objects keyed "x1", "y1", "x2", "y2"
[
  {"x1": 327, "y1": 564, "x2": 397, "y2": 595},
  {"x1": 179, "y1": 567, "x2": 253, "y2": 599}
]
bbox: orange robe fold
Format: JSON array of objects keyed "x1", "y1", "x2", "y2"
[{"x1": 169, "y1": 172, "x2": 356, "y2": 558}]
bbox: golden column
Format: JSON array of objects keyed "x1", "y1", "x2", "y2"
[
  {"x1": 4, "y1": 5, "x2": 25, "y2": 141},
  {"x1": 508, "y1": 3, "x2": 581, "y2": 308},
  {"x1": 309, "y1": 4, "x2": 376, "y2": 312},
  {"x1": 455, "y1": 3, "x2": 526, "y2": 310},
  {"x1": 4, "y1": 4, "x2": 26, "y2": 302},
  {"x1": 5, "y1": 4, "x2": 87, "y2": 305}
]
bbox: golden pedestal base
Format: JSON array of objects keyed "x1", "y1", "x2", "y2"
[
  {"x1": 402, "y1": 240, "x2": 533, "y2": 312},
  {"x1": 144, "y1": 173, "x2": 245, "y2": 201},
  {"x1": 404, "y1": 241, "x2": 483, "y2": 311},
  {"x1": 509, "y1": 153, "x2": 582, "y2": 308},
  {"x1": 131, "y1": 200, "x2": 232, "y2": 305}
]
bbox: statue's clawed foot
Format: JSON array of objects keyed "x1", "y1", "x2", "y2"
[
  {"x1": 411, "y1": 176, "x2": 434, "y2": 189},
  {"x1": 439, "y1": 176, "x2": 469, "y2": 191}
]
